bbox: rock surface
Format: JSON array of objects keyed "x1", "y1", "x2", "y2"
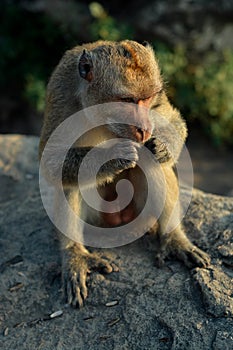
[{"x1": 0, "y1": 134, "x2": 233, "y2": 350}]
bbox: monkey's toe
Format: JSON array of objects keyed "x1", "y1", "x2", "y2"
[
  {"x1": 65, "y1": 267, "x2": 89, "y2": 308},
  {"x1": 88, "y1": 253, "x2": 119, "y2": 274},
  {"x1": 154, "y1": 255, "x2": 165, "y2": 268},
  {"x1": 155, "y1": 243, "x2": 210, "y2": 270},
  {"x1": 187, "y1": 246, "x2": 210, "y2": 268},
  {"x1": 175, "y1": 244, "x2": 211, "y2": 269}
]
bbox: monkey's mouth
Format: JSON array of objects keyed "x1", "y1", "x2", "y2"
[
  {"x1": 133, "y1": 126, "x2": 152, "y2": 143},
  {"x1": 107, "y1": 122, "x2": 152, "y2": 143}
]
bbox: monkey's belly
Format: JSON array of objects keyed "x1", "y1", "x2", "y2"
[
  {"x1": 101, "y1": 182, "x2": 137, "y2": 227},
  {"x1": 102, "y1": 202, "x2": 137, "y2": 227}
]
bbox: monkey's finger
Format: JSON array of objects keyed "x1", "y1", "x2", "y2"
[
  {"x1": 187, "y1": 247, "x2": 211, "y2": 268},
  {"x1": 66, "y1": 279, "x2": 74, "y2": 306},
  {"x1": 100, "y1": 260, "x2": 119, "y2": 272},
  {"x1": 65, "y1": 269, "x2": 88, "y2": 308},
  {"x1": 119, "y1": 159, "x2": 137, "y2": 170},
  {"x1": 95, "y1": 254, "x2": 120, "y2": 272},
  {"x1": 154, "y1": 253, "x2": 166, "y2": 268},
  {"x1": 66, "y1": 277, "x2": 83, "y2": 308},
  {"x1": 96, "y1": 260, "x2": 113, "y2": 273},
  {"x1": 114, "y1": 140, "x2": 139, "y2": 162},
  {"x1": 76, "y1": 269, "x2": 88, "y2": 302},
  {"x1": 155, "y1": 149, "x2": 171, "y2": 163},
  {"x1": 72, "y1": 285, "x2": 84, "y2": 308},
  {"x1": 89, "y1": 255, "x2": 114, "y2": 274},
  {"x1": 175, "y1": 249, "x2": 194, "y2": 268},
  {"x1": 111, "y1": 262, "x2": 119, "y2": 272},
  {"x1": 175, "y1": 246, "x2": 210, "y2": 269}
]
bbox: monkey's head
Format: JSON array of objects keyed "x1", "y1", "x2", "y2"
[
  {"x1": 78, "y1": 40, "x2": 163, "y2": 143},
  {"x1": 78, "y1": 40, "x2": 162, "y2": 106}
]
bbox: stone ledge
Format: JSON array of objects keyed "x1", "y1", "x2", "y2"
[{"x1": 0, "y1": 134, "x2": 232, "y2": 350}]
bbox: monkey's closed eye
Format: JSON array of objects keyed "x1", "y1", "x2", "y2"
[{"x1": 121, "y1": 97, "x2": 136, "y2": 103}]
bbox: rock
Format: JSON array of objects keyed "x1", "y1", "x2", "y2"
[
  {"x1": 0, "y1": 134, "x2": 233, "y2": 350},
  {"x1": 212, "y1": 331, "x2": 233, "y2": 350},
  {"x1": 193, "y1": 267, "x2": 233, "y2": 317}
]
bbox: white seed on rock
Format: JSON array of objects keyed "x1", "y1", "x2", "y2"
[
  {"x1": 105, "y1": 300, "x2": 118, "y2": 307},
  {"x1": 50, "y1": 310, "x2": 63, "y2": 319},
  {"x1": 3, "y1": 327, "x2": 9, "y2": 336}
]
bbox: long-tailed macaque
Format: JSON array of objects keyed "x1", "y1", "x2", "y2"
[{"x1": 39, "y1": 40, "x2": 210, "y2": 307}]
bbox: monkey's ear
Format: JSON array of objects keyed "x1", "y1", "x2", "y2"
[
  {"x1": 139, "y1": 41, "x2": 151, "y2": 48},
  {"x1": 78, "y1": 49, "x2": 93, "y2": 82}
]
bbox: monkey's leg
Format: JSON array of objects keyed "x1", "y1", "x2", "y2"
[
  {"x1": 55, "y1": 188, "x2": 117, "y2": 308},
  {"x1": 155, "y1": 167, "x2": 210, "y2": 268}
]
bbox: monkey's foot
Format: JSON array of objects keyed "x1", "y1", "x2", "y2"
[
  {"x1": 173, "y1": 243, "x2": 210, "y2": 268},
  {"x1": 63, "y1": 253, "x2": 118, "y2": 308},
  {"x1": 155, "y1": 240, "x2": 210, "y2": 269}
]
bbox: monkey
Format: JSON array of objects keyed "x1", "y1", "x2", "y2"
[{"x1": 39, "y1": 40, "x2": 210, "y2": 308}]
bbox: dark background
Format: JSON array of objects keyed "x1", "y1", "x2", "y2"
[{"x1": 0, "y1": 0, "x2": 233, "y2": 195}]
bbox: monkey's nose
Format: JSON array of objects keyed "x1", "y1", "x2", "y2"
[{"x1": 135, "y1": 128, "x2": 151, "y2": 143}]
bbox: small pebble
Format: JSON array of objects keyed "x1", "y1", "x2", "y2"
[
  {"x1": 49, "y1": 310, "x2": 63, "y2": 319},
  {"x1": 3, "y1": 327, "x2": 9, "y2": 336},
  {"x1": 105, "y1": 300, "x2": 118, "y2": 307}
]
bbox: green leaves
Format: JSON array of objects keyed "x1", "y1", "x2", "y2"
[{"x1": 155, "y1": 43, "x2": 233, "y2": 146}]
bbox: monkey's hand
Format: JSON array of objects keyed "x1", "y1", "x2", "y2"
[
  {"x1": 103, "y1": 139, "x2": 139, "y2": 173},
  {"x1": 63, "y1": 249, "x2": 118, "y2": 308},
  {"x1": 144, "y1": 137, "x2": 172, "y2": 163}
]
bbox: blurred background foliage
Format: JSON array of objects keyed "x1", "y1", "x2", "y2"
[
  {"x1": 155, "y1": 44, "x2": 233, "y2": 147},
  {"x1": 0, "y1": 0, "x2": 233, "y2": 147}
]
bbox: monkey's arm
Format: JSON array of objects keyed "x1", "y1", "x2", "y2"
[
  {"x1": 63, "y1": 146, "x2": 137, "y2": 186},
  {"x1": 41, "y1": 140, "x2": 138, "y2": 187}
]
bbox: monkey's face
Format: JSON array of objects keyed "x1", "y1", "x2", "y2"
[
  {"x1": 78, "y1": 40, "x2": 162, "y2": 144},
  {"x1": 77, "y1": 101, "x2": 154, "y2": 148}
]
